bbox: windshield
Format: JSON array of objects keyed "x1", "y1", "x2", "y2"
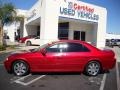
[
  {"x1": 38, "y1": 43, "x2": 48, "y2": 50},
  {"x1": 30, "y1": 43, "x2": 48, "y2": 52}
]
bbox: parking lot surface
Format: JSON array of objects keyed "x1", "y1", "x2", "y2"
[{"x1": 0, "y1": 46, "x2": 120, "y2": 90}]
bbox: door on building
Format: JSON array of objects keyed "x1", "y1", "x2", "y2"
[
  {"x1": 74, "y1": 31, "x2": 80, "y2": 40},
  {"x1": 58, "y1": 22, "x2": 69, "y2": 40},
  {"x1": 81, "y1": 31, "x2": 86, "y2": 41},
  {"x1": 37, "y1": 26, "x2": 40, "y2": 36},
  {"x1": 74, "y1": 31, "x2": 86, "y2": 41}
]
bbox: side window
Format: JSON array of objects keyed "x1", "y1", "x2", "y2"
[
  {"x1": 82, "y1": 45, "x2": 90, "y2": 52},
  {"x1": 67, "y1": 43, "x2": 90, "y2": 52},
  {"x1": 58, "y1": 43, "x2": 68, "y2": 52},
  {"x1": 46, "y1": 43, "x2": 68, "y2": 53},
  {"x1": 46, "y1": 44, "x2": 59, "y2": 52}
]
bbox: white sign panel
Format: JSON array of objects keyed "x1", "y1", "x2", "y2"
[{"x1": 59, "y1": 0, "x2": 99, "y2": 22}]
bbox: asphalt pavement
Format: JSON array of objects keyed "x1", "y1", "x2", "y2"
[{"x1": 0, "y1": 46, "x2": 120, "y2": 90}]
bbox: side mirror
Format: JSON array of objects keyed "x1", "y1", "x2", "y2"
[{"x1": 41, "y1": 49, "x2": 47, "y2": 56}]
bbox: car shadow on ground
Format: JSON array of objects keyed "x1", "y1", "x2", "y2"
[
  {"x1": 31, "y1": 71, "x2": 109, "y2": 77},
  {"x1": 31, "y1": 72, "x2": 82, "y2": 76}
]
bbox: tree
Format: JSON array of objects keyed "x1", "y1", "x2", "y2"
[
  {"x1": 0, "y1": 2, "x2": 18, "y2": 45},
  {"x1": 14, "y1": 15, "x2": 24, "y2": 41}
]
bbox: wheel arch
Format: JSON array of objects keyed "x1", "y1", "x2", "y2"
[
  {"x1": 11, "y1": 59, "x2": 31, "y2": 73},
  {"x1": 84, "y1": 59, "x2": 103, "y2": 72},
  {"x1": 26, "y1": 40, "x2": 32, "y2": 46}
]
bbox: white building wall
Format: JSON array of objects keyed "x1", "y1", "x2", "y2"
[
  {"x1": 23, "y1": 0, "x2": 41, "y2": 37},
  {"x1": 96, "y1": 8, "x2": 107, "y2": 48},
  {"x1": 3, "y1": 23, "x2": 16, "y2": 42},
  {"x1": 23, "y1": 18, "x2": 28, "y2": 37},
  {"x1": 25, "y1": 0, "x2": 41, "y2": 24},
  {"x1": 92, "y1": 24, "x2": 98, "y2": 46},
  {"x1": 69, "y1": 22, "x2": 94, "y2": 43},
  {"x1": 40, "y1": 0, "x2": 59, "y2": 45}
]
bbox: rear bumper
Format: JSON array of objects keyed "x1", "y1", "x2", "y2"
[
  {"x1": 103, "y1": 58, "x2": 116, "y2": 71},
  {"x1": 112, "y1": 58, "x2": 116, "y2": 68}
]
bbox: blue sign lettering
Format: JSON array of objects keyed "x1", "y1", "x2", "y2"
[
  {"x1": 60, "y1": 7, "x2": 75, "y2": 16},
  {"x1": 77, "y1": 11, "x2": 99, "y2": 21}
]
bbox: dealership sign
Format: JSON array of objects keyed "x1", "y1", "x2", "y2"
[{"x1": 60, "y1": 1, "x2": 99, "y2": 21}]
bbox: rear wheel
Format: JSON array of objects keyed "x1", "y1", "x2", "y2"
[
  {"x1": 12, "y1": 60, "x2": 29, "y2": 76},
  {"x1": 26, "y1": 41, "x2": 31, "y2": 46},
  {"x1": 85, "y1": 61, "x2": 101, "y2": 76}
]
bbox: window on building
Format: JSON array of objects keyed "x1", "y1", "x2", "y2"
[
  {"x1": 74, "y1": 31, "x2": 86, "y2": 41},
  {"x1": 58, "y1": 22, "x2": 69, "y2": 40},
  {"x1": 37, "y1": 26, "x2": 40, "y2": 36}
]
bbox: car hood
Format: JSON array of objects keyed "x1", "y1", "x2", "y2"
[{"x1": 10, "y1": 50, "x2": 31, "y2": 55}]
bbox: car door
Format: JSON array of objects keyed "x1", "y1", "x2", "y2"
[
  {"x1": 30, "y1": 43, "x2": 63, "y2": 71},
  {"x1": 43, "y1": 43, "x2": 65, "y2": 71},
  {"x1": 55, "y1": 42, "x2": 91, "y2": 71}
]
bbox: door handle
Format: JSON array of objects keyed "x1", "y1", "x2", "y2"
[{"x1": 56, "y1": 56, "x2": 62, "y2": 59}]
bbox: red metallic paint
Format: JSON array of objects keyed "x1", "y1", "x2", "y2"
[
  {"x1": 19, "y1": 35, "x2": 36, "y2": 43},
  {"x1": 4, "y1": 40, "x2": 116, "y2": 74}
]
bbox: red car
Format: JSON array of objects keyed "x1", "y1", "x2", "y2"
[
  {"x1": 19, "y1": 35, "x2": 36, "y2": 43},
  {"x1": 4, "y1": 40, "x2": 116, "y2": 76}
]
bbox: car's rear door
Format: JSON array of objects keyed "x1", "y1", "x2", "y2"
[{"x1": 54, "y1": 42, "x2": 91, "y2": 71}]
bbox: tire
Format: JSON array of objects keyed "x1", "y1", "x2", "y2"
[
  {"x1": 26, "y1": 41, "x2": 31, "y2": 46},
  {"x1": 85, "y1": 61, "x2": 101, "y2": 76},
  {"x1": 12, "y1": 60, "x2": 29, "y2": 76}
]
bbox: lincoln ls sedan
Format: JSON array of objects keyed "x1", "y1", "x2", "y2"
[{"x1": 4, "y1": 40, "x2": 116, "y2": 76}]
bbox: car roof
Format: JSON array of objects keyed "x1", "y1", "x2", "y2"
[
  {"x1": 51, "y1": 40, "x2": 84, "y2": 43},
  {"x1": 49, "y1": 40, "x2": 100, "y2": 52}
]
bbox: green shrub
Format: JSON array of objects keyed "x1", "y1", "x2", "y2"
[
  {"x1": 0, "y1": 45, "x2": 6, "y2": 51},
  {"x1": 7, "y1": 45, "x2": 16, "y2": 49}
]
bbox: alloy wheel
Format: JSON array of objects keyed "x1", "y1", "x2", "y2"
[
  {"x1": 13, "y1": 61, "x2": 29, "y2": 76},
  {"x1": 86, "y1": 61, "x2": 100, "y2": 76}
]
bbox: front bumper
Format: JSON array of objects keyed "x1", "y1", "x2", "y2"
[{"x1": 4, "y1": 60, "x2": 11, "y2": 72}]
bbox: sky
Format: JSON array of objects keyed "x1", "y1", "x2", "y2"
[{"x1": 1, "y1": 0, "x2": 120, "y2": 34}]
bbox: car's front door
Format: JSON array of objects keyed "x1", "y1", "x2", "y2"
[{"x1": 43, "y1": 43, "x2": 65, "y2": 71}]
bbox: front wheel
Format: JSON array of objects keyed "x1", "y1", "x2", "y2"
[
  {"x1": 85, "y1": 61, "x2": 101, "y2": 76},
  {"x1": 12, "y1": 61, "x2": 29, "y2": 76}
]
